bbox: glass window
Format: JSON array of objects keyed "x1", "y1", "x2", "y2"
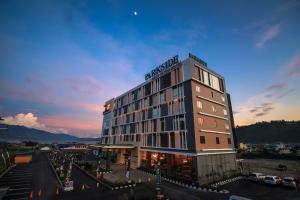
[
  {"x1": 221, "y1": 96, "x2": 225, "y2": 102},
  {"x1": 197, "y1": 101, "x2": 202, "y2": 109},
  {"x1": 196, "y1": 86, "x2": 201, "y2": 93},
  {"x1": 211, "y1": 75, "x2": 220, "y2": 91},
  {"x1": 228, "y1": 138, "x2": 231, "y2": 144},
  {"x1": 200, "y1": 136, "x2": 205, "y2": 144},
  {"x1": 225, "y1": 124, "x2": 229, "y2": 129},
  {"x1": 203, "y1": 71, "x2": 209, "y2": 85},
  {"x1": 197, "y1": 117, "x2": 203, "y2": 126},
  {"x1": 211, "y1": 91, "x2": 214, "y2": 98},
  {"x1": 223, "y1": 109, "x2": 227, "y2": 115},
  {"x1": 212, "y1": 105, "x2": 216, "y2": 112},
  {"x1": 160, "y1": 91, "x2": 165, "y2": 103},
  {"x1": 172, "y1": 87, "x2": 178, "y2": 98},
  {"x1": 214, "y1": 120, "x2": 218, "y2": 127},
  {"x1": 216, "y1": 137, "x2": 220, "y2": 144}
]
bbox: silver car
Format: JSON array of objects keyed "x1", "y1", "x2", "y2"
[
  {"x1": 264, "y1": 176, "x2": 281, "y2": 185},
  {"x1": 248, "y1": 173, "x2": 265, "y2": 182},
  {"x1": 282, "y1": 177, "x2": 297, "y2": 189}
]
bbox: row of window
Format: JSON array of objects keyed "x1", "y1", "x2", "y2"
[
  {"x1": 194, "y1": 66, "x2": 224, "y2": 92},
  {"x1": 114, "y1": 69, "x2": 182, "y2": 110},
  {"x1": 113, "y1": 99, "x2": 185, "y2": 126},
  {"x1": 200, "y1": 136, "x2": 231, "y2": 145},
  {"x1": 195, "y1": 85, "x2": 226, "y2": 102},
  {"x1": 112, "y1": 115, "x2": 186, "y2": 134},
  {"x1": 197, "y1": 117, "x2": 230, "y2": 129},
  {"x1": 196, "y1": 100, "x2": 228, "y2": 115},
  {"x1": 113, "y1": 84, "x2": 184, "y2": 117},
  {"x1": 142, "y1": 132, "x2": 187, "y2": 149}
]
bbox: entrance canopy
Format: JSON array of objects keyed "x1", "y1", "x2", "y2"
[{"x1": 90, "y1": 144, "x2": 135, "y2": 150}]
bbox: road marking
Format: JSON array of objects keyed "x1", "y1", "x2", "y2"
[
  {"x1": 0, "y1": 181, "x2": 30, "y2": 185},
  {"x1": 3, "y1": 177, "x2": 32, "y2": 181},
  {"x1": 9, "y1": 188, "x2": 31, "y2": 191},
  {"x1": 6, "y1": 183, "x2": 31, "y2": 187},
  {"x1": 5, "y1": 192, "x2": 29, "y2": 197}
]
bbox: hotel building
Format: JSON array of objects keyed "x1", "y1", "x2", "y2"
[{"x1": 99, "y1": 53, "x2": 237, "y2": 184}]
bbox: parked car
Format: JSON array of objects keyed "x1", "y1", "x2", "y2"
[
  {"x1": 282, "y1": 177, "x2": 297, "y2": 189},
  {"x1": 229, "y1": 195, "x2": 252, "y2": 200},
  {"x1": 264, "y1": 176, "x2": 281, "y2": 185},
  {"x1": 248, "y1": 172, "x2": 265, "y2": 182}
]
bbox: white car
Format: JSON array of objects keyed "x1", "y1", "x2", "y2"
[
  {"x1": 282, "y1": 177, "x2": 297, "y2": 189},
  {"x1": 248, "y1": 173, "x2": 265, "y2": 182},
  {"x1": 264, "y1": 176, "x2": 281, "y2": 185}
]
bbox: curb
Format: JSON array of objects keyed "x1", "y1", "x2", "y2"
[
  {"x1": 73, "y1": 163, "x2": 136, "y2": 191},
  {"x1": 73, "y1": 163, "x2": 112, "y2": 190},
  {"x1": 137, "y1": 168, "x2": 228, "y2": 194},
  {"x1": 47, "y1": 157, "x2": 63, "y2": 189}
]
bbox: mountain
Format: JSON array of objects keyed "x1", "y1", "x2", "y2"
[
  {"x1": 0, "y1": 125, "x2": 97, "y2": 143},
  {"x1": 236, "y1": 120, "x2": 300, "y2": 143}
]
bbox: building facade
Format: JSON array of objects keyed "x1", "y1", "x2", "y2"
[{"x1": 100, "y1": 53, "x2": 237, "y2": 184}]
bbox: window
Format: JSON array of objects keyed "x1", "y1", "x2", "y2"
[
  {"x1": 160, "y1": 103, "x2": 168, "y2": 117},
  {"x1": 223, "y1": 109, "x2": 227, "y2": 115},
  {"x1": 221, "y1": 96, "x2": 225, "y2": 102},
  {"x1": 153, "y1": 107, "x2": 158, "y2": 117},
  {"x1": 196, "y1": 86, "x2": 201, "y2": 93},
  {"x1": 197, "y1": 117, "x2": 203, "y2": 126},
  {"x1": 225, "y1": 124, "x2": 229, "y2": 129},
  {"x1": 203, "y1": 70, "x2": 209, "y2": 85},
  {"x1": 170, "y1": 132, "x2": 175, "y2": 148},
  {"x1": 212, "y1": 105, "x2": 216, "y2": 112},
  {"x1": 200, "y1": 136, "x2": 206, "y2": 144},
  {"x1": 145, "y1": 83, "x2": 151, "y2": 96},
  {"x1": 160, "y1": 91, "x2": 165, "y2": 103},
  {"x1": 197, "y1": 101, "x2": 203, "y2": 109},
  {"x1": 228, "y1": 138, "x2": 232, "y2": 144},
  {"x1": 160, "y1": 133, "x2": 169, "y2": 147},
  {"x1": 211, "y1": 91, "x2": 214, "y2": 98},
  {"x1": 160, "y1": 72, "x2": 171, "y2": 90},
  {"x1": 216, "y1": 137, "x2": 220, "y2": 144},
  {"x1": 172, "y1": 87, "x2": 178, "y2": 98},
  {"x1": 214, "y1": 120, "x2": 218, "y2": 127}
]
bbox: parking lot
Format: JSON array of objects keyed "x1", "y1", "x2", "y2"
[
  {"x1": 221, "y1": 179, "x2": 300, "y2": 200},
  {"x1": 0, "y1": 153, "x2": 60, "y2": 200},
  {"x1": 0, "y1": 163, "x2": 33, "y2": 200}
]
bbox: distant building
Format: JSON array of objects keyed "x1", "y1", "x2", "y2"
[{"x1": 99, "y1": 53, "x2": 237, "y2": 184}]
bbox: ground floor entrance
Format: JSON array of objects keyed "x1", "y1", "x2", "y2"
[{"x1": 140, "y1": 150, "x2": 197, "y2": 182}]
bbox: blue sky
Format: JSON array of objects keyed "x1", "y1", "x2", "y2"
[{"x1": 0, "y1": 0, "x2": 300, "y2": 137}]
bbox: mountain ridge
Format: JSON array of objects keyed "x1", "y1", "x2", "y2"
[{"x1": 0, "y1": 125, "x2": 97, "y2": 143}]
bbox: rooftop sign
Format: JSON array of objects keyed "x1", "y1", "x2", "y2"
[
  {"x1": 189, "y1": 53, "x2": 207, "y2": 67},
  {"x1": 145, "y1": 55, "x2": 179, "y2": 80}
]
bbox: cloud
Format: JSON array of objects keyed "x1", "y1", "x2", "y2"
[
  {"x1": 255, "y1": 24, "x2": 281, "y2": 48},
  {"x1": 2, "y1": 113, "x2": 68, "y2": 134},
  {"x1": 281, "y1": 52, "x2": 300, "y2": 77},
  {"x1": 264, "y1": 83, "x2": 287, "y2": 92},
  {"x1": 234, "y1": 81, "x2": 296, "y2": 125}
]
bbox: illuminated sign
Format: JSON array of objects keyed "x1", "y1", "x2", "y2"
[
  {"x1": 145, "y1": 55, "x2": 179, "y2": 80},
  {"x1": 103, "y1": 103, "x2": 111, "y2": 113}
]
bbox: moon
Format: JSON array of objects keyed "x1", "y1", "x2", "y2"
[{"x1": 134, "y1": 11, "x2": 138, "y2": 16}]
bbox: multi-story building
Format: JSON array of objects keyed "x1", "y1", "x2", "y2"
[{"x1": 99, "y1": 53, "x2": 237, "y2": 184}]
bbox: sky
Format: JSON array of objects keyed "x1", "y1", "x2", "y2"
[{"x1": 0, "y1": 0, "x2": 300, "y2": 138}]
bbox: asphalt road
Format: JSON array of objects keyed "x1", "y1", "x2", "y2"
[
  {"x1": 31, "y1": 153, "x2": 60, "y2": 200},
  {"x1": 0, "y1": 152, "x2": 59, "y2": 200},
  {"x1": 221, "y1": 179, "x2": 300, "y2": 200}
]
